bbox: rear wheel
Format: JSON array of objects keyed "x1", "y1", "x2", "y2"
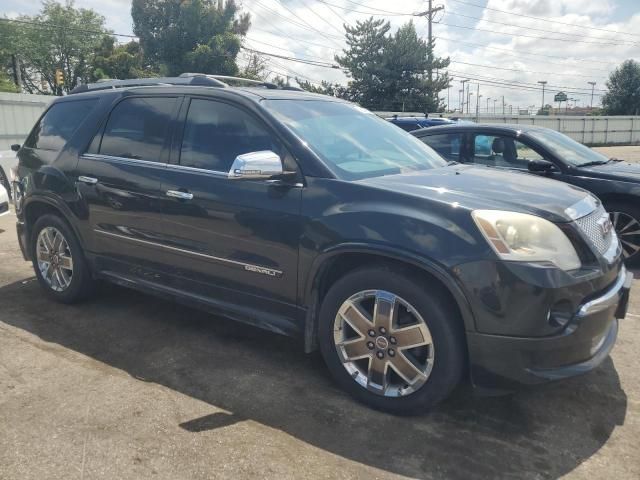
[
  {"x1": 30, "y1": 214, "x2": 95, "y2": 303},
  {"x1": 606, "y1": 202, "x2": 640, "y2": 264},
  {"x1": 318, "y1": 265, "x2": 465, "y2": 413}
]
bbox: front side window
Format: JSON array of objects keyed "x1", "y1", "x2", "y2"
[
  {"x1": 527, "y1": 128, "x2": 609, "y2": 167},
  {"x1": 420, "y1": 133, "x2": 462, "y2": 162},
  {"x1": 264, "y1": 100, "x2": 446, "y2": 180},
  {"x1": 180, "y1": 99, "x2": 280, "y2": 172},
  {"x1": 98, "y1": 97, "x2": 176, "y2": 162},
  {"x1": 26, "y1": 99, "x2": 97, "y2": 151},
  {"x1": 472, "y1": 134, "x2": 543, "y2": 169}
]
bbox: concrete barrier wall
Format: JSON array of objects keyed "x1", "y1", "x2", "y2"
[
  {"x1": 378, "y1": 112, "x2": 640, "y2": 146},
  {"x1": 0, "y1": 93, "x2": 53, "y2": 150}
]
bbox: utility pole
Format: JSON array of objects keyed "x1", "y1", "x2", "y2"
[
  {"x1": 502, "y1": 95, "x2": 505, "y2": 115},
  {"x1": 486, "y1": 97, "x2": 491, "y2": 114},
  {"x1": 460, "y1": 79, "x2": 469, "y2": 114},
  {"x1": 447, "y1": 76, "x2": 452, "y2": 112},
  {"x1": 416, "y1": 1, "x2": 445, "y2": 105},
  {"x1": 467, "y1": 85, "x2": 472, "y2": 115},
  {"x1": 493, "y1": 99, "x2": 497, "y2": 115},
  {"x1": 458, "y1": 89, "x2": 463, "y2": 113},
  {"x1": 588, "y1": 81, "x2": 596, "y2": 109},
  {"x1": 538, "y1": 80, "x2": 547, "y2": 111},
  {"x1": 475, "y1": 84, "x2": 481, "y2": 121}
]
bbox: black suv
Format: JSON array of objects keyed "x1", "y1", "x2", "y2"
[
  {"x1": 12, "y1": 75, "x2": 632, "y2": 413},
  {"x1": 413, "y1": 123, "x2": 640, "y2": 262}
]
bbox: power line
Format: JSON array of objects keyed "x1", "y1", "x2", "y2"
[
  {"x1": 446, "y1": 0, "x2": 640, "y2": 39},
  {"x1": 445, "y1": 10, "x2": 639, "y2": 45},
  {"x1": 435, "y1": 36, "x2": 616, "y2": 68},
  {"x1": 450, "y1": 60, "x2": 610, "y2": 81},
  {"x1": 294, "y1": 0, "x2": 344, "y2": 36},
  {"x1": 252, "y1": 0, "x2": 343, "y2": 41},
  {"x1": 241, "y1": 46, "x2": 341, "y2": 69},
  {"x1": 248, "y1": 25, "x2": 340, "y2": 51},
  {"x1": 439, "y1": 19, "x2": 637, "y2": 46},
  {"x1": 314, "y1": 0, "x2": 412, "y2": 16},
  {"x1": 269, "y1": 0, "x2": 344, "y2": 47}
]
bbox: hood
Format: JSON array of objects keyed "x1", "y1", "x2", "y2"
[
  {"x1": 359, "y1": 165, "x2": 592, "y2": 223},
  {"x1": 575, "y1": 161, "x2": 640, "y2": 182}
]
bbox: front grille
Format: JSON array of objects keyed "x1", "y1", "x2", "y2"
[{"x1": 574, "y1": 206, "x2": 613, "y2": 255}]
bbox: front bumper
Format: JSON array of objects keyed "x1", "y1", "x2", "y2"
[{"x1": 466, "y1": 266, "x2": 632, "y2": 391}]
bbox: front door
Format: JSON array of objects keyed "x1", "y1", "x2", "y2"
[
  {"x1": 75, "y1": 95, "x2": 179, "y2": 275},
  {"x1": 157, "y1": 98, "x2": 303, "y2": 325}
]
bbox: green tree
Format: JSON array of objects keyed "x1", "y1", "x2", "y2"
[
  {"x1": 602, "y1": 60, "x2": 640, "y2": 115},
  {"x1": 91, "y1": 36, "x2": 154, "y2": 81},
  {"x1": 8, "y1": 1, "x2": 109, "y2": 94},
  {"x1": 382, "y1": 21, "x2": 450, "y2": 112},
  {"x1": 131, "y1": 0, "x2": 250, "y2": 76},
  {"x1": 336, "y1": 18, "x2": 450, "y2": 112},
  {"x1": 335, "y1": 17, "x2": 390, "y2": 108},
  {"x1": 296, "y1": 78, "x2": 351, "y2": 99}
]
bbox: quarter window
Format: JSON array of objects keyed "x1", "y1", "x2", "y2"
[
  {"x1": 180, "y1": 99, "x2": 280, "y2": 172},
  {"x1": 25, "y1": 99, "x2": 97, "y2": 151},
  {"x1": 98, "y1": 97, "x2": 176, "y2": 162}
]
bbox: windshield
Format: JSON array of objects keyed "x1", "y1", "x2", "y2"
[
  {"x1": 263, "y1": 100, "x2": 447, "y2": 180},
  {"x1": 527, "y1": 128, "x2": 609, "y2": 167}
]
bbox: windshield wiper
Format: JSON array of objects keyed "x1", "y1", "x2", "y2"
[
  {"x1": 447, "y1": 160, "x2": 458, "y2": 166},
  {"x1": 577, "y1": 160, "x2": 609, "y2": 167}
]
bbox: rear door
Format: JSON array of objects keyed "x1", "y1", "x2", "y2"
[
  {"x1": 156, "y1": 97, "x2": 303, "y2": 323},
  {"x1": 75, "y1": 95, "x2": 180, "y2": 274}
]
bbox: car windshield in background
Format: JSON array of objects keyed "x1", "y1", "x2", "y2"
[
  {"x1": 263, "y1": 100, "x2": 447, "y2": 180},
  {"x1": 527, "y1": 128, "x2": 610, "y2": 167}
]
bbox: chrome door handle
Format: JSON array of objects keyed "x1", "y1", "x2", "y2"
[
  {"x1": 166, "y1": 190, "x2": 194, "y2": 200},
  {"x1": 78, "y1": 176, "x2": 98, "y2": 185}
]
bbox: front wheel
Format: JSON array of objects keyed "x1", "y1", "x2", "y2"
[
  {"x1": 318, "y1": 265, "x2": 465, "y2": 414},
  {"x1": 606, "y1": 202, "x2": 640, "y2": 264}
]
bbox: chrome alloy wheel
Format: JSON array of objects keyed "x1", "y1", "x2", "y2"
[
  {"x1": 36, "y1": 227, "x2": 74, "y2": 292},
  {"x1": 610, "y1": 212, "x2": 640, "y2": 258},
  {"x1": 333, "y1": 290, "x2": 434, "y2": 397}
]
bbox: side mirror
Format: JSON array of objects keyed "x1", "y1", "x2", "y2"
[
  {"x1": 10, "y1": 144, "x2": 20, "y2": 152},
  {"x1": 228, "y1": 150, "x2": 285, "y2": 180},
  {"x1": 528, "y1": 159, "x2": 556, "y2": 173}
]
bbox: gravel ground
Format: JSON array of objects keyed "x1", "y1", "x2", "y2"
[
  {"x1": 0, "y1": 207, "x2": 639, "y2": 479},
  {"x1": 593, "y1": 145, "x2": 640, "y2": 163}
]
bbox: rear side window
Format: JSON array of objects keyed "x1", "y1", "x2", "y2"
[
  {"x1": 420, "y1": 133, "x2": 462, "y2": 161},
  {"x1": 98, "y1": 97, "x2": 176, "y2": 162},
  {"x1": 179, "y1": 99, "x2": 279, "y2": 172},
  {"x1": 25, "y1": 99, "x2": 97, "y2": 151}
]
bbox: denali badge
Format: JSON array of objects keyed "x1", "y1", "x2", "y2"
[
  {"x1": 597, "y1": 216, "x2": 613, "y2": 238},
  {"x1": 244, "y1": 264, "x2": 281, "y2": 277}
]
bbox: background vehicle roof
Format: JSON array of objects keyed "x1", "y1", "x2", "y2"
[{"x1": 411, "y1": 123, "x2": 546, "y2": 135}]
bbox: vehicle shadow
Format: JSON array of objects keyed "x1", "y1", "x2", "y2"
[{"x1": 0, "y1": 279, "x2": 627, "y2": 480}]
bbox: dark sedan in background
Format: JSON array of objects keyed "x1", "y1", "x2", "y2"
[
  {"x1": 387, "y1": 115, "x2": 456, "y2": 132},
  {"x1": 413, "y1": 124, "x2": 640, "y2": 262}
]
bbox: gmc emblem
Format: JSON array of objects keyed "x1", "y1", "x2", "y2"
[{"x1": 597, "y1": 216, "x2": 613, "y2": 237}]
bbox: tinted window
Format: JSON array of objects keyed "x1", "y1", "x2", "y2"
[
  {"x1": 395, "y1": 122, "x2": 418, "y2": 132},
  {"x1": 99, "y1": 97, "x2": 176, "y2": 162},
  {"x1": 180, "y1": 99, "x2": 279, "y2": 172},
  {"x1": 420, "y1": 133, "x2": 462, "y2": 161},
  {"x1": 264, "y1": 100, "x2": 446, "y2": 180},
  {"x1": 472, "y1": 134, "x2": 543, "y2": 169},
  {"x1": 26, "y1": 99, "x2": 97, "y2": 151}
]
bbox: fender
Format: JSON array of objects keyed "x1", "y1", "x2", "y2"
[
  {"x1": 302, "y1": 242, "x2": 477, "y2": 352},
  {"x1": 20, "y1": 187, "x2": 88, "y2": 259}
]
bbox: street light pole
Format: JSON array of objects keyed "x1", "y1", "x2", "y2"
[
  {"x1": 486, "y1": 97, "x2": 491, "y2": 114},
  {"x1": 493, "y1": 99, "x2": 497, "y2": 115},
  {"x1": 538, "y1": 80, "x2": 547, "y2": 111},
  {"x1": 588, "y1": 81, "x2": 596, "y2": 109}
]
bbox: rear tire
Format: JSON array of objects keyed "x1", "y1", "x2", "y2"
[
  {"x1": 605, "y1": 202, "x2": 640, "y2": 264},
  {"x1": 30, "y1": 214, "x2": 95, "y2": 303},
  {"x1": 318, "y1": 265, "x2": 466, "y2": 414}
]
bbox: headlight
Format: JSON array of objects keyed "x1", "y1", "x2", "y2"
[{"x1": 472, "y1": 210, "x2": 581, "y2": 271}]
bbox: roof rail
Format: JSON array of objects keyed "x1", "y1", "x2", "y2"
[
  {"x1": 69, "y1": 74, "x2": 227, "y2": 95},
  {"x1": 70, "y1": 73, "x2": 307, "y2": 95}
]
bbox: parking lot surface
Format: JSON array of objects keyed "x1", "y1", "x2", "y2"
[
  {"x1": 593, "y1": 145, "x2": 640, "y2": 163},
  {"x1": 0, "y1": 209, "x2": 639, "y2": 480}
]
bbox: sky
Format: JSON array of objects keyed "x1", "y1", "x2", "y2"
[{"x1": 3, "y1": 0, "x2": 640, "y2": 112}]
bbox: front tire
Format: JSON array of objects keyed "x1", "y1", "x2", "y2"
[
  {"x1": 30, "y1": 214, "x2": 95, "y2": 303},
  {"x1": 318, "y1": 265, "x2": 465, "y2": 414},
  {"x1": 606, "y1": 202, "x2": 640, "y2": 264}
]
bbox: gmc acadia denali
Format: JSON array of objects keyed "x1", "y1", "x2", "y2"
[{"x1": 12, "y1": 75, "x2": 632, "y2": 413}]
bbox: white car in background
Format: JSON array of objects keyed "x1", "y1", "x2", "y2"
[
  {"x1": 0, "y1": 184, "x2": 9, "y2": 216},
  {"x1": 0, "y1": 147, "x2": 19, "y2": 201}
]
